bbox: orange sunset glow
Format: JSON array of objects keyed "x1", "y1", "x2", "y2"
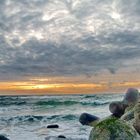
[{"x1": 0, "y1": 71, "x2": 140, "y2": 95}]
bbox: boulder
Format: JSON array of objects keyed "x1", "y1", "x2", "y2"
[
  {"x1": 123, "y1": 88, "x2": 139, "y2": 105},
  {"x1": 79, "y1": 113, "x2": 99, "y2": 126},
  {"x1": 109, "y1": 88, "x2": 139, "y2": 118},
  {"x1": 89, "y1": 117, "x2": 139, "y2": 140},
  {"x1": 133, "y1": 101, "x2": 140, "y2": 134},
  {"x1": 79, "y1": 88, "x2": 140, "y2": 140},
  {"x1": 121, "y1": 106, "x2": 135, "y2": 121},
  {"x1": 109, "y1": 101, "x2": 126, "y2": 118}
]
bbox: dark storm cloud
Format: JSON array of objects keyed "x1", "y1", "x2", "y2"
[{"x1": 0, "y1": 0, "x2": 140, "y2": 80}]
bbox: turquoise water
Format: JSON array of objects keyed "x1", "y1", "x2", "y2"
[{"x1": 0, "y1": 94, "x2": 124, "y2": 140}]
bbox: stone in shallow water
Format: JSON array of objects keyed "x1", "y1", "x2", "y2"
[
  {"x1": 47, "y1": 124, "x2": 59, "y2": 128},
  {"x1": 58, "y1": 135, "x2": 66, "y2": 138},
  {"x1": 89, "y1": 117, "x2": 139, "y2": 140}
]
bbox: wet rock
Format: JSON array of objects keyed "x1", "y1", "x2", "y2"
[
  {"x1": 79, "y1": 88, "x2": 140, "y2": 140},
  {"x1": 58, "y1": 135, "x2": 66, "y2": 138},
  {"x1": 133, "y1": 101, "x2": 140, "y2": 134},
  {"x1": 47, "y1": 124, "x2": 59, "y2": 128},
  {"x1": 89, "y1": 117, "x2": 139, "y2": 140},
  {"x1": 109, "y1": 88, "x2": 139, "y2": 118},
  {"x1": 123, "y1": 88, "x2": 139, "y2": 105},
  {"x1": 109, "y1": 101, "x2": 127, "y2": 118},
  {"x1": 79, "y1": 113, "x2": 99, "y2": 126},
  {"x1": 0, "y1": 135, "x2": 10, "y2": 140},
  {"x1": 121, "y1": 105, "x2": 135, "y2": 121}
]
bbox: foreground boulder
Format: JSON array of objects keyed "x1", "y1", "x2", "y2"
[
  {"x1": 89, "y1": 101, "x2": 140, "y2": 140},
  {"x1": 78, "y1": 88, "x2": 140, "y2": 140},
  {"x1": 89, "y1": 117, "x2": 139, "y2": 140},
  {"x1": 133, "y1": 101, "x2": 140, "y2": 134}
]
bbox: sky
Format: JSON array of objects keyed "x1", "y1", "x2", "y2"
[{"x1": 0, "y1": 0, "x2": 140, "y2": 95}]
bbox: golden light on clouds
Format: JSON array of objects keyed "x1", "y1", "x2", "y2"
[
  {"x1": 0, "y1": 77, "x2": 140, "y2": 95},
  {"x1": 0, "y1": 79, "x2": 104, "y2": 95},
  {"x1": 0, "y1": 72, "x2": 140, "y2": 95}
]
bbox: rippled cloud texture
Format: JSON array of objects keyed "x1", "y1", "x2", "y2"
[{"x1": 0, "y1": 0, "x2": 140, "y2": 81}]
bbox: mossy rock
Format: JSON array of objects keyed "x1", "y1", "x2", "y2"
[
  {"x1": 89, "y1": 117, "x2": 138, "y2": 140},
  {"x1": 133, "y1": 102, "x2": 140, "y2": 134}
]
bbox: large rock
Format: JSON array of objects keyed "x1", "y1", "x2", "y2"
[
  {"x1": 89, "y1": 117, "x2": 139, "y2": 140},
  {"x1": 121, "y1": 104, "x2": 135, "y2": 121},
  {"x1": 109, "y1": 101, "x2": 127, "y2": 118},
  {"x1": 109, "y1": 88, "x2": 139, "y2": 118},
  {"x1": 80, "y1": 88, "x2": 140, "y2": 140},
  {"x1": 133, "y1": 101, "x2": 140, "y2": 134},
  {"x1": 123, "y1": 88, "x2": 139, "y2": 105},
  {"x1": 79, "y1": 113, "x2": 99, "y2": 126},
  {"x1": 121, "y1": 100, "x2": 140, "y2": 134}
]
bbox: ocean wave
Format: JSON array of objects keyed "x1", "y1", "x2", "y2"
[
  {"x1": 35, "y1": 100, "x2": 110, "y2": 107},
  {"x1": 47, "y1": 114, "x2": 78, "y2": 120},
  {"x1": 0, "y1": 115, "x2": 48, "y2": 125},
  {"x1": 62, "y1": 114, "x2": 78, "y2": 120},
  {"x1": 0, "y1": 101, "x2": 27, "y2": 106},
  {"x1": 7, "y1": 115, "x2": 44, "y2": 122},
  {"x1": 0, "y1": 114, "x2": 79, "y2": 125},
  {"x1": 84, "y1": 95, "x2": 97, "y2": 98},
  {"x1": 0, "y1": 96, "x2": 28, "y2": 106},
  {"x1": 0, "y1": 99, "x2": 109, "y2": 107},
  {"x1": 81, "y1": 101, "x2": 109, "y2": 106},
  {"x1": 0, "y1": 95, "x2": 111, "y2": 108},
  {"x1": 35, "y1": 100, "x2": 79, "y2": 106}
]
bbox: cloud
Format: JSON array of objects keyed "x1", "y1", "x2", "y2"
[{"x1": 0, "y1": 0, "x2": 140, "y2": 80}]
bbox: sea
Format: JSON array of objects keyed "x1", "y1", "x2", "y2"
[{"x1": 0, "y1": 94, "x2": 124, "y2": 140}]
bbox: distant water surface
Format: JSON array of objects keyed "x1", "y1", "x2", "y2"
[{"x1": 0, "y1": 94, "x2": 124, "y2": 140}]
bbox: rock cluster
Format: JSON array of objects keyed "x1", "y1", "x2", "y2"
[
  {"x1": 80, "y1": 88, "x2": 140, "y2": 140},
  {"x1": 89, "y1": 117, "x2": 138, "y2": 140}
]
